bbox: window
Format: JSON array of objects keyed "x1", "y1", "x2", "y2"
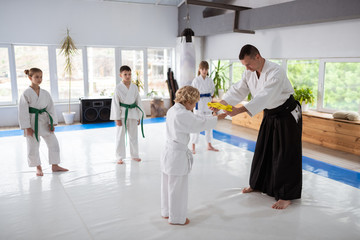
[
  {"x1": 0, "y1": 47, "x2": 11, "y2": 102},
  {"x1": 14, "y1": 46, "x2": 50, "y2": 98},
  {"x1": 56, "y1": 49, "x2": 84, "y2": 100},
  {"x1": 147, "y1": 48, "x2": 172, "y2": 97},
  {"x1": 323, "y1": 62, "x2": 360, "y2": 112},
  {"x1": 231, "y1": 62, "x2": 245, "y2": 85},
  {"x1": 87, "y1": 47, "x2": 115, "y2": 97},
  {"x1": 287, "y1": 60, "x2": 319, "y2": 109},
  {"x1": 122, "y1": 50, "x2": 144, "y2": 96}
]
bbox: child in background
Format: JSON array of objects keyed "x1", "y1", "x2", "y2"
[
  {"x1": 18, "y1": 68, "x2": 68, "y2": 176},
  {"x1": 190, "y1": 61, "x2": 218, "y2": 154},
  {"x1": 161, "y1": 86, "x2": 226, "y2": 225},
  {"x1": 110, "y1": 65, "x2": 145, "y2": 164}
]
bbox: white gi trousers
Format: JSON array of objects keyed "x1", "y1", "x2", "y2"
[
  {"x1": 115, "y1": 118, "x2": 139, "y2": 159},
  {"x1": 161, "y1": 172, "x2": 188, "y2": 224},
  {"x1": 190, "y1": 112, "x2": 213, "y2": 144},
  {"x1": 26, "y1": 132, "x2": 60, "y2": 167}
]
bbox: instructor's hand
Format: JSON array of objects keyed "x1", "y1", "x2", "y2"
[
  {"x1": 217, "y1": 113, "x2": 227, "y2": 120},
  {"x1": 225, "y1": 106, "x2": 247, "y2": 117},
  {"x1": 25, "y1": 128, "x2": 33, "y2": 137},
  {"x1": 116, "y1": 120, "x2": 122, "y2": 126}
]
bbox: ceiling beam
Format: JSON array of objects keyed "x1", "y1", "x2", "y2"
[{"x1": 186, "y1": 0, "x2": 251, "y2": 12}]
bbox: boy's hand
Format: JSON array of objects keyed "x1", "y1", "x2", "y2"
[
  {"x1": 49, "y1": 125, "x2": 55, "y2": 132},
  {"x1": 116, "y1": 120, "x2": 122, "y2": 126},
  {"x1": 137, "y1": 119, "x2": 140, "y2": 125},
  {"x1": 25, "y1": 128, "x2": 34, "y2": 137},
  {"x1": 217, "y1": 113, "x2": 227, "y2": 120}
]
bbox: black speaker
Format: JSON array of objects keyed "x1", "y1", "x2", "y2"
[{"x1": 80, "y1": 98, "x2": 112, "y2": 124}]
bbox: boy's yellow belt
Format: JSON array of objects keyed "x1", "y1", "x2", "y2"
[
  {"x1": 29, "y1": 107, "x2": 54, "y2": 142},
  {"x1": 207, "y1": 102, "x2": 232, "y2": 112},
  {"x1": 120, "y1": 102, "x2": 145, "y2": 138}
]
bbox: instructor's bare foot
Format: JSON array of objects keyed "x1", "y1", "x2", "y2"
[
  {"x1": 117, "y1": 159, "x2": 124, "y2": 164},
  {"x1": 169, "y1": 218, "x2": 190, "y2": 226},
  {"x1": 132, "y1": 158, "x2": 141, "y2": 162},
  {"x1": 207, "y1": 143, "x2": 219, "y2": 152},
  {"x1": 36, "y1": 166, "x2": 43, "y2": 176},
  {"x1": 242, "y1": 187, "x2": 254, "y2": 193},
  {"x1": 52, "y1": 164, "x2": 69, "y2": 172},
  {"x1": 272, "y1": 199, "x2": 291, "y2": 209}
]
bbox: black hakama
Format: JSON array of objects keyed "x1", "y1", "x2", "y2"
[{"x1": 249, "y1": 95, "x2": 302, "y2": 200}]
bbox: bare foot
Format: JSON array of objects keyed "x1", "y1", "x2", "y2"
[
  {"x1": 162, "y1": 216, "x2": 169, "y2": 219},
  {"x1": 36, "y1": 166, "x2": 43, "y2": 176},
  {"x1": 207, "y1": 143, "x2": 219, "y2": 152},
  {"x1": 272, "y1": 200, "x2": 291, "y2": 209},
  {"x1": 132, "y1": 158, "x2": 141, "y2": 162},
  {"x1": 242, "y1": 187, "x2": 254, "y2": 193},
  {"x1": 117, "y1": 159, "x2": 124, "y2": 164},
  {"x1": 192, "y1": 144, "x2": 196, "y2": 154},
  {"x1": 169, "y1": 218, "x2": 190, "y2": 225},
  {"x1": 52, "y1": 164, "x2": 69, "y2": 172}
]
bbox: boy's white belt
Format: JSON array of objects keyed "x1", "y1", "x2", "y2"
[{"x1": 166, "y1": 140, "x2": 193, "y2": 172}]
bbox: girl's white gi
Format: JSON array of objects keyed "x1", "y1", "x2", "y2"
[
  {"x1": 110, "y1": 82, "x2": 144, "y2": 160},
  {"x1": 190, "y1": 75, "x2": 215, "y2": 144},
  {"x1": 161, "y1": 103, "x2": 217, "y2": 224},
  {"x1": 18, "y1": 87, "x2": 60, "y2": 167}
]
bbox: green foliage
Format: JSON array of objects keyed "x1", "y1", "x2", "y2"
[
  {"x1": 210, "y1": 60, "x2": 231, "y2": 98},
  {"x1": 293, "y1": 86, "x2": 315, "y2": 105},
  {"x1": 59, "y1": 28, "x2": 78, "y2": 112},
  {"x1": 147, "y1": 89, "x2": 158, "y2": 98}
]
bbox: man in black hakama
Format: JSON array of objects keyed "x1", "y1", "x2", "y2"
[{"x1": 211, "y1": 44, "x2": 303, "y2": 209}]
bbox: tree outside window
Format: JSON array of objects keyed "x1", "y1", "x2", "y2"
[
  {"x1": 324, "y1": 62, "x2": 360, "y2": 112},
  {"x1": 147, "y1": 48, "x2": 171, "y2": 97}
]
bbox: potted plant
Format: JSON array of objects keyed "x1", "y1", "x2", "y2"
[
  {"x1": 59, "y1": 28, "x2": 78, "y2": 124},
  {"x1": 210, "y1": 60, "x2": 231, "y2": 98},
  {"x1": 293, "y1": 86, "x2": 315, "y2": 112}
]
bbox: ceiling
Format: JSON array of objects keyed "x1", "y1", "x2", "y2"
[{"x1": 102, "y1": 0, "x2": 295, "y2": 8}]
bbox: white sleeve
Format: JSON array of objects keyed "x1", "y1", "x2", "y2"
[
  {"x1": 46, "y1": 94, "x2": 58, "y2": 125},
  {"x1": 176, "y1": 111, "x2": 217, "y2": 134},
  {"x1": 110, "y1": 87, "x2": 122, "y2": 120},
  {"x1": 135, "y1": 89, "x2": 144, "y2": 119},
  {"x1": 18, "y1": 94, "x2": 31, "y2": 129}
]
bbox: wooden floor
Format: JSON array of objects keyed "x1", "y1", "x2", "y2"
[{"x1": 214, "y1": 119, "x2": 360, "y2": 172}]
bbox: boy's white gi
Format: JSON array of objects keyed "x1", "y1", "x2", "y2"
[
  {"x1": 190, "y1": 75, "x2": 215, "y2": 144},
  {"x1": 18, "y1": 87, "x2": 60, "y2": 167},
  {"x1": 161, "y1": 103, "x2": 217, "y2": 224},
  {"x1": 110, "y1": 82, "x2": 143, "y2": 160}
]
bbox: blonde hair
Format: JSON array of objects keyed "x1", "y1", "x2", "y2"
[
  {"x1": 24, "y1": 68, "x2": 42, "y2": 77},
  {"x1": 175, "y1": 86, "x2": 200, "y2": 105},
  {"x1": 197, "y1": 61, "x2": 209, "y2": 76}
]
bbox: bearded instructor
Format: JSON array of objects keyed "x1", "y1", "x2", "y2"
[{"x1": 212, "y1": 44, "x2": 303, "y2": 209}]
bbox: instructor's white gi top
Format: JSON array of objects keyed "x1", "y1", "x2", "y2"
[
  {"x1": 191, "y1": 75, "x2": 214, "y2": 114},
  {"x1": 18, "y1": 87, "x2": 58, "y2": 136},
  {"x1": 223, "y1": 60, "x2": 294, "y2": 116},
  {"x1": 110, "y1": 82, "x2": 144, "y2": 120},
  {"x1": 161, "y1": 103, "x2": 217, "y2": 176}
]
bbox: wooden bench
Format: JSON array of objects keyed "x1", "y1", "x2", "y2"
[{"x1": 232, "y1": 104, "x2": 360, "y2": 156}]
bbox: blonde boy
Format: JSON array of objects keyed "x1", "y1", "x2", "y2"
[{"x1": 160, "y1": 86, "x2": 226, "y2": 225}]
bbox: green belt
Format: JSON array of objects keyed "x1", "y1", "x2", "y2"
[
  {"x1": 29, "y1": 107, "x2": 54, "y2": 142},
  {"x1": 120, "y1": 102, "x2": 145, "y2": 138}
]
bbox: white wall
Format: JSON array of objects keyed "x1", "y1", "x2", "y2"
[
  {"x1": 0, "y1": 0, "x2": 178, "y2": 47},
  {"x1": 204, "y1": 19, "x2": 360, "y2": 60}
]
